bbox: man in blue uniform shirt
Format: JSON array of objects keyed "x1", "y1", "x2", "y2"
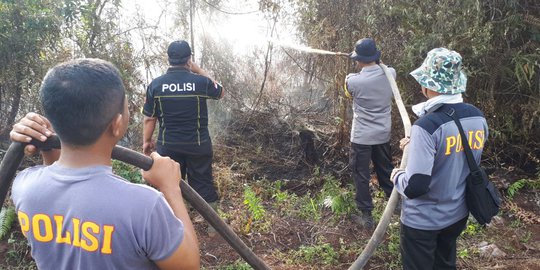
[
  {"x1": 392, "y1": 48, "x2": 488, "y2": 270},
  {"x1": 143, "y1": 40, "x2": 224, "y2": 234}
]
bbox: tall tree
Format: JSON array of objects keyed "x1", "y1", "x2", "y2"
[
  {"x1": 63, "y1": 0, "x2": 146, "y2": 146},
  {"x1": 0, "y1": 0, "x2": 63, "y2": 139}
]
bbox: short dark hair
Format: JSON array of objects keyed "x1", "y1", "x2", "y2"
[{"x1": 40, "y1": 58, "x2": 125, "y2": 146}]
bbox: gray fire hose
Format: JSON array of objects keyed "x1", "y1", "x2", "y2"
[
  {"x1": 0, "y1": 137, "x2": 271, "y2": 270},
  {"x1": 348, "y1": 64, "x2": 412, "y2": 269}
]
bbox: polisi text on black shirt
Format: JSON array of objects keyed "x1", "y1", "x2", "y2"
[{"x1": 162, "y1": 83, "x2": 196, "y2": 92}]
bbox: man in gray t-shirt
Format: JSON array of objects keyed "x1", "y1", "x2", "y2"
[
  {"x1": 344, "y1": 38, "x2": 395, "y2": 229},
  {"x1": 9, "y1": 59, "x2": 199, "y2": 269},
  {"x1": 13, "y1": 164, "x2": 184, "y2": 269}
]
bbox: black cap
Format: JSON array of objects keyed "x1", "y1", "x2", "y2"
[
  {"x1": 167, "y1": 40, "x2": 192, "y2": 65},
  {"x1": 350, "y1": 38, "x2": 381, "y2": 63}
]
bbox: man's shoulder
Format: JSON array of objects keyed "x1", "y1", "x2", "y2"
[
  {"x1": 436, "y1": 103, "x2": 485, "y2": 120},
  {"x1": 21, "y1": 165, "x2": 46, "y2": 174},
  {"x1": 148, "y1": 73, "x2": 168, "y2": 90},
  {"x1": 151, "y1": 71, "x2": 209, "y2": 85},
  {"x1": 459, "y1": 103, "x2": 485, "y2": 117},
  {"x1": 414, "y1": 110, "x2": 451, "y2": 135},
  {"x1": 346, "y1": 72, "x2": 361, "y2": 81},
  {"x1": 151, "y1": 72, "x2": 170, "y2": 82},
  {"x1": 414, "y1": 103, "x2": 486, "y2": 134},
  {"x1": 14, "y1": 165, "x2": 46, "y2": 183},
  {"x1": 109, "y1": 174, "x2": 162, "y2": 198},
  {"x1": 188, "y1": 72, "x2": 212, "y2": 84}
]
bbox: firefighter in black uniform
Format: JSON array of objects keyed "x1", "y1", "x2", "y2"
[{"x1": 143, "y1": 40, "x2": 224, "y2": 234}]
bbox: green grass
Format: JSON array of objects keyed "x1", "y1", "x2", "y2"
[
  {"x1": 292, "y1": 243, "x2": 339, "y2": 265},
  {"x1": 215, "y1": 261, "x2": 252, "y2": 270}
]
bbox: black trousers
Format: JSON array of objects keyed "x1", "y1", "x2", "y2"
[
  {"x1": 401, "y1": 216, "x2": 468, "y2": 270},
  {"x1": 157, "y1": 140, "x2": 218, "y2": 203},
  {"x1": 350, "y1": 142, "x2": 394, "y2": 211}
]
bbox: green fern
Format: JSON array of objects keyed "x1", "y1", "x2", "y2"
[
  {"x1": 507, "y1": 178, "x2": 540, "y2": 199},
  {"x1": 528, "y1": 177, "x2": 540, "y2": 189},
  {"x1": 508, "y1": 179, "x2": 526, "y2": 199},
  {"x1": 0, "y1": 207, "x2": 17, "y2": 240}
]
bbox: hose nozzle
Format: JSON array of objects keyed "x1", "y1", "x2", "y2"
[{"x1": 335, "y1": 52, "x2": 351, "y2": 57}]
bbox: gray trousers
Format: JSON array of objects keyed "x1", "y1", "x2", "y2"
[{"x1": 350, "y1": 142, "x2": 394, "y2": 211}]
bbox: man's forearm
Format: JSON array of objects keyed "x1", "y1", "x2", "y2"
[
  {"x1": 143, "y1": 117, "x2": 157, "y2": 142},
  {"x1": 161, "y1": 187, "x2": 199, "y2": 251}
]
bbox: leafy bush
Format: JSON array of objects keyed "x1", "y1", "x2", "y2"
[
  {"x1": 271, "y1": 180, "x2": 289, "y2": 203},
  {"x1": 297, "y1": 195, "x2": 321, "y2": 221},
  {"x1": 320, "y1": 174, "x2": 356, "y2": 216},
  {"x1": 322, "y1": 191, "x2": 355, "y2": 216},
  {"x1": 242, "y1": 185, "x2": 269, "y2": 233},
  {"x1": 373, "y1": 221, "x2": 402, "y2": 268},
  {"x1": 112, "y1": 160, "x2": 143, "y2": 184},
  {"x1": 243, "y1": 186, "x2": 266, "y2": 221},
  {"x1": 462, "y1": 220, "x2": 484, "y2": 237}
]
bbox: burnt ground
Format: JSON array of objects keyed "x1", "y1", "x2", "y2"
[
  {"x1": 191, "y1": 159, "x2": 540, "y2": 270},
  {"x1": 0, "y1": 111, "x2": 539, "y2": 269},
  {"x1": 193, "y1": 110, "x2": 540, "y2": 269}
]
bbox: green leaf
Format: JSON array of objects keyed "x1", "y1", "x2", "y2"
[{"x1": 0, "y1": 207, "x2": 17, "y2": 240}]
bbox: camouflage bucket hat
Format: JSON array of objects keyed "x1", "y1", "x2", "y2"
[{"x1": 410, "y1": 48, "x2": 467, "y2": 94}]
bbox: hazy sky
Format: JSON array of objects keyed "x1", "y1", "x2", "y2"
[{"x1": 121, "y1": 0, "x2": 299, "y2": 56}]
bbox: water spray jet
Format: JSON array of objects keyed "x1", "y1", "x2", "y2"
[{"x1": 266, "y1": 38, "x2": 350, "y2": 57}]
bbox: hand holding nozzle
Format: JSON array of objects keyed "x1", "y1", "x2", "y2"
[
  {"x1": 399, "y1": 137, "x2": 411, "y2": 150},
  {"x1": 335, "y1": 52, "x2": 351, "y2": 57}
]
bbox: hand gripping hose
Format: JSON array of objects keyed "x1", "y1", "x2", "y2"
[
  {"x1": 0, "y1": 137, "x2": 271, "y2": 270},
  {"x1": 348, "y1": 64, "x2": 412, "y2": 270}
]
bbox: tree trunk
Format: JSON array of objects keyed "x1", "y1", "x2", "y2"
[
  {"x1": 299, "y1": 129, "x2": 318, "y2": 164},
  {"x1": 0, "y1": 68, "x2": 22, "y2": 139}
]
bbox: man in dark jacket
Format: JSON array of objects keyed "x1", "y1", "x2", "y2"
[{"x1": 143, "y1": 40, "x2": 224, "y2": 234}]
